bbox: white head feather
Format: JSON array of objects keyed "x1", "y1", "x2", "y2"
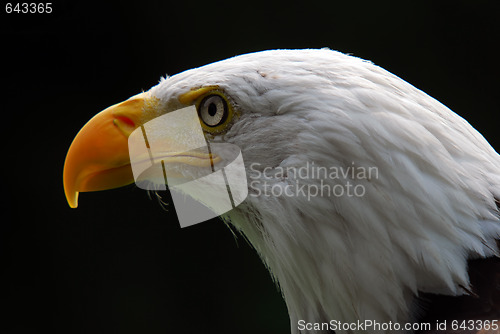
[{"x1": 148, "y1": 49, "x2": 500, "y2": 333}]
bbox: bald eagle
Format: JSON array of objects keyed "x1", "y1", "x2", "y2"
[{"x1": 64, "y1": 49, "x2": 500, "y2": 333}]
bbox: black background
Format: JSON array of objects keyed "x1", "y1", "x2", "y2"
[{"x1": 2, "y1": 1, "x2": 499, "y2": 333}]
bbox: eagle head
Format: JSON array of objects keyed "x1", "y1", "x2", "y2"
[{"x1": 64, "y1": 49, "x2": 500, "y2": 333}]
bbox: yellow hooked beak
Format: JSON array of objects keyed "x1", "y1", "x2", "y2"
[
  {"x1": 63, "y1": 93, "x2": 146, "y2": 208},
  {"x1": 63, "y1": 87, "x2": 222, "y2": 209}
]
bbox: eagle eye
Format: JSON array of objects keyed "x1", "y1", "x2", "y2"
[{"x1": 198, "y1": 94, "x2": 228, "y2": 127}]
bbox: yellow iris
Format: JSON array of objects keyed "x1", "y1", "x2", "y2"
[{"x1": 179, "y1": 86, "x2": 235, "y2": 135}]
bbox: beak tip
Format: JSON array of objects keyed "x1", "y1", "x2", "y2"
[{"x1": 65, "y1": 187, "x2": 79, "y2": 208}]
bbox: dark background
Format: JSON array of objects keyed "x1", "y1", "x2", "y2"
[{"x1": 2, "y1": 1, "x2": 499, "y2": 333}]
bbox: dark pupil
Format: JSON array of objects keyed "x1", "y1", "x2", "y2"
[{"x1": 208, "y1": 103, "x2": 217, "y2": 117}]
